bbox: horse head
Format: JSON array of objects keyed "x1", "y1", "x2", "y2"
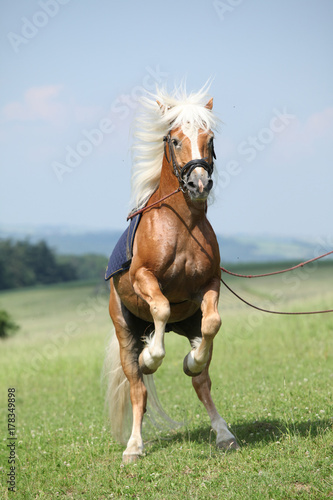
[{"x1": 159, "y1": 98, "x2": 216, "y2": 202}]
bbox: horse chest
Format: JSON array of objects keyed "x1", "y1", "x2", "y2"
[
  {"x1": 161, "y1": 242, "x2": 216, "y2": 289},
  {"x1": 131, "y1": 208, "x2": 220, "y2": 300}
]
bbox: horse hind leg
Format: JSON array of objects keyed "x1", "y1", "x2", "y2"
[
  {"x1": 108, "y1": 282, "x2": 147, "y2": 462},
  {"x1": 105, "y1": 330, "x2": 147, "y2": 462},
  {"x1": 192, "y1": 346, "x2": 239, "y2": 451},
  {"x1": 124, "y1": 373, "x2": 147, "y2": 462}
]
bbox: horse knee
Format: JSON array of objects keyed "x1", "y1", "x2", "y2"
[
  {"x1": 150, "y1": 299, "x2": 170, "y2": 324},
  {"x1": 202, "y1": 312, "x2": 221, "y2": 337}
]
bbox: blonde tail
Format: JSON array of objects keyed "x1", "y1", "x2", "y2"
[
  {"x1": 104, "y1": 332, "x2": 181, "y2": 445},
  {"x1": 104, "y1": 331, "x2": 132, "y2": 445}
]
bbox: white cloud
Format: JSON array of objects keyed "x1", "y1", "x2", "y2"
[
  {"x1": 1, "y1": 85, "x2": 106, "y2": 129},
  {"x1": 271, "y1": 106, "x2": 333, "y2": 161},
  {"x1": 2, "y1": 85, "x2": 67, "y2": 124}
]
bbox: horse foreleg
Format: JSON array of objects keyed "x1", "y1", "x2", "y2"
[
  {"x1": 184, "y1": 284, "x2": 221, "y2": 376},
  {"x1": 132, "y1": 267, "x2": 170, "y2": 374},
  {"x1": 192, "y1": 349, "x2": 239, "y2": 450}
]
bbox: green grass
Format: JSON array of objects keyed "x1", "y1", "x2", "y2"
[{"x1": 0, "y1": 264, "x2": 332, "y2": 499}]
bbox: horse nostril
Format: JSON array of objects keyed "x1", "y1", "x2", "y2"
[{"x1": 186, "y1": 179, "x2": 213, "y2": 193}]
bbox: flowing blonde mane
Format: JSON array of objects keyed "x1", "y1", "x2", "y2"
[{"x1": 130, "y1": 83, "x2": 219, "y2": 208}]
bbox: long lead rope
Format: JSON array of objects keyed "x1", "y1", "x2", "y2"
[
  {"x1": 221, "y1": 276, "x2": 333, "y2": 315},
  {"x1": 221, "y1": 250, "x2": 333, "y2": 278},
  {"x1": 127, "y1": 188, "x2": 181, "y2": 221},
  {"x1": 220, "y1": 251, "x2": 333, "y2": 315}
]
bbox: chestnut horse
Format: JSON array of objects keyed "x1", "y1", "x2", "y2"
[{"x1": 105, "y1": 86, "x2": 238, "y2": 462}]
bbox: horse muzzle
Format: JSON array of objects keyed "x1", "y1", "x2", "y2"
[{"x1": 184, "y1": 166, "x2": 213, "y2": 201}]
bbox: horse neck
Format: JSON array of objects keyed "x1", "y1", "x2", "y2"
[{"x1": 155, "y1": 157, "x2": 208, "y2": 226}]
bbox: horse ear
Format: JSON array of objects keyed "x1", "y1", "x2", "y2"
[
  {"x1": 205, "y1": 98, "x2": 213, "y2": 110},
  {"x1": 157, "y1": 100, "x2": 170, "y2": 115}
]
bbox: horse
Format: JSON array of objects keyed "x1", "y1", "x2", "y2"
[{"x1": 104, "y1": 85, "x2": 239, "y2": 462}]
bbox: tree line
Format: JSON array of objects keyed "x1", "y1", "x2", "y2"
[{"x1": 0, "y1": 239, "x2": 77, "y2": 290}]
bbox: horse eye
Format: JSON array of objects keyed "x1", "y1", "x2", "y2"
[{"x1": 172, "y1": 138, "x2": 180, "y2": 147}]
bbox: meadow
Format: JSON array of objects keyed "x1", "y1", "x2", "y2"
[{"x1": 0, "y1": 262, "x2": 332, "y2": 499}]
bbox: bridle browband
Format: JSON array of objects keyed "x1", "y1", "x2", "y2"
[{"x1": 163, "y1": 132, "x2": 216, "y2": 192}]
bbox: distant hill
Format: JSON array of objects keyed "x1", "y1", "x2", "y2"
[
  {"x1": 0, "y1": 225, "x2": 327, "y2": 264},
  {"x1": 217, "y1": 234, "x2": 324, "y2": 263}
]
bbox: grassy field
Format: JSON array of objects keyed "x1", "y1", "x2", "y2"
[{"x1": 0, "y1": 262, "x2": 332, "y2": 499}]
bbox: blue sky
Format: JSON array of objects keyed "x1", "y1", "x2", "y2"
[{"x1": 0, "y1": 0, "x2": 332, "y2": 242}]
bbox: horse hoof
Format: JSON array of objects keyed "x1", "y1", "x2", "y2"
[
  {"x1": 183, "y1": 353, "x2": 204, "y2": 377},
  {"x1": 138, "y1": 351, "x2": 156, "y2": 374},
  {"x1": 217, "y1": 438, "x2": 240, "y2": 451},
  {"x1": 139, "y1": 363, "x2": 157, "y2": 375},
  {"x1": 122, "y1": 453, "x2": 141, "y2": 464},
  {"x1": 138, "y1": 350, "x2": 162, "y2": 375}
]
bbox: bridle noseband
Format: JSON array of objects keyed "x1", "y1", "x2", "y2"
[{"x1": 163, "y1": 132, "x2": 216, "y2": 192}]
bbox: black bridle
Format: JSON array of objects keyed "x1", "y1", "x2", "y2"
[
  {"x1": 127, "y1": 132, "x2": 216, "y2": 220},
  {"x1": 163, "y1": 132, "x2": 216, "y2": 192}
]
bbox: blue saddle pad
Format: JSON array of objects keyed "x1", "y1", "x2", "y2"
[{"x1": 105, "y1": 213, "x2": 141, "y2": 281}]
